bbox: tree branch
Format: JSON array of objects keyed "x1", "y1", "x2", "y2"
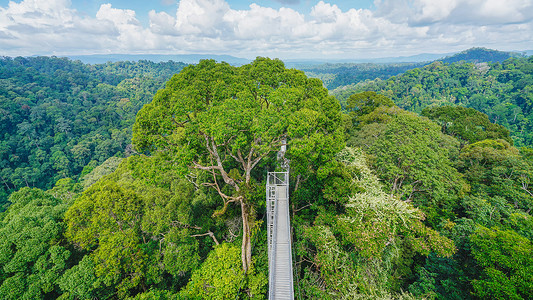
[
  {"x1": 294, "y1": 202, "x2": 313, "y2": 213},
  {"x1": 191, "y1": 161, "x2": 221, "y2": 171},
  {"x1": 204, "y1": 134, "x2": 239, "y2": 191},
  {"x1": 191, "y1": 231, "x2": 220, "y2": 245}
]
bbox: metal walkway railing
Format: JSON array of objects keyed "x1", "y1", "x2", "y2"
[{"x1": 266, "y1": 172, "x2": 294, "y2": 300}]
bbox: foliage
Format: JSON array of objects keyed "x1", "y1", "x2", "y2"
[
  {"x1": 0, "y1": 56, "x2": 185, "y2": 207},
  {"x1": 458, "y1": 139, "x2": 533, "y2": 212},
  {"x1": 340, "y1": 93, "x2": 533, "y2": 298},
  {"x1": 299, "y1": 62, "x2": 427, "y2": 90},
  {"x1": 80, "y1": 156, "x2": 123, "y2": 189},
  {"x1": 180, "y1": 243, "x2": 267, "y2": 299},
  {"x1": 346, "y1": 91, "x2": 395, "y2": 125},
  {"x1": 0, "y1": 187, "x2": 70, "y2": 299},
  {"x1": 422, "y1": 105, "x2": 512, "y2": 146},
  {"x1": 63, "y1": 154, "x2": 217, "y2": 298},
  {"x1": 294, "y1": 147, "x2": 454, "y2": 299},
  {"x1": 408, "y1": 253, "x2": 473, "y2": 300},
  {"x1": 335, "y1": 148, "x2": 455, "y2": 258},
  {"x1": 470, "y1": 226, "x2": 533, "y2": 299},
  {"x1": 332, "y1": 56, "x2": 533, "y2": 146},
  {"x1": 1, "y1": 54, "x2": 533, "y2": 299},
  {"x1": 133, "y1": 57, "x2": 344, "y2": 272},
  {"x1": 348, "y1": 106, "x2": 463, "y2": 223},
  {"x1": 438, "y1": 47, "x2": 521, "y2": 64}
]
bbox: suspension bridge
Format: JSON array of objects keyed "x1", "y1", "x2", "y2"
[{"x1": 266, "y1": 171, "x2": 294, "y2": 299}]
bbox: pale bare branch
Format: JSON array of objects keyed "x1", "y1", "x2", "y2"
[{"x1": 191, "y1": 231, "x2": 220, "y2": 245}]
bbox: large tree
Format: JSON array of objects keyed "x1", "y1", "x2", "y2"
[
  {"x1": 64, "y1": 154, "x2": 210, "y2": 298},
  {"x1": 421, "y1": 105, "x2": 512, "y2": 147},
  {"x1": 0, "y1": 188, "x2": 70, "y2": 299},
  {"x1": 348, "y1": 105, "x2": 463, "y2": 224},
  {"x1": 296, "y1": 147, "x2": 455, "y2": 298},
  {"x1": 132, "y1": 58, "x2": 344, "y2": 272}
]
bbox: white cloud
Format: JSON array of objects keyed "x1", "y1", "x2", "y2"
[
  {"x1": 175, "y1": 0, "x2": 231, "y2": 36},
  {"x1": 0, "y1": 0, "x2": 74, "y2": 32},
  {"x1": 0, "y1": 0, "x2": 108, "y2": 54},
  {"x1": 225, "y1": 4, "x2": 308, "y2": 39},
  {"x1": 376, "y1": 0, "x2": 533, "y2": 25},
  {"x1": 0, "y1": 0, "x2": 531, "y2": 58},
  {"x1": 96, "y1": 4, "x2": 158, "y2": 50},
  {"x1": 148, "y1": 10, "x2": 178, "y2": 35}
]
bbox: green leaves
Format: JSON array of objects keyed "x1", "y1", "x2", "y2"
[
  {"x1": 422, "y1": 106, "x2": 512, "y2": 146},
  {"x1": 337, "y1": 147, "x2": 455, "y2": 258},
  {"x1": 0, "y1": 187, "x2": 70, "y2": 299},
  {"x1": 296, "y1": 147, "x2": 455, "y2": 298},
  {"x1": 133, "y1": 57, "x2": 345, "y2": 273},
  {"x1": 133, "y1": 58, "x2": 344, "y2": 182},
  {"x1": 58, "y1": 256, "x2": 101, "y2": 300},
  {"x1": 180, "y1": 243, "x2": 267, "y2": 300},
  {"x1": 349, "y1": 106, "x2": 463, "y2": 223},
  {"x1": 63, "y1": 154, "x2": 216, "y2": 297},
  {"x1": 334, "y1": 56, "x2": 533, "y2": 146},
  {"x1": 458, "y1": 139, "x2": 533, "y2": 212},
  {"x1": 471, "y1": 226, "x2": 533, "y2": 299},
  {"x1": 346, "y1": 91, "x2": 395, "y2": 123},
  {"x1": 0, "y1": 56, "x2": 183, "y2": 207}
]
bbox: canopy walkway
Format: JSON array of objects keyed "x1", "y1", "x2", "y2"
[{"x1": 266, "y1": 171, "x2": 294, "y2": 300}]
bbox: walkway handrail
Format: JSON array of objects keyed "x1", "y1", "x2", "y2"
[{"x1": 267, "y1": 171, "x2": 294, "y2": 300}]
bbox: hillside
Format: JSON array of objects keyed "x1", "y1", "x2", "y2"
[
  {"x1": 333, "y1": 55, "x2": 533, "y2": 146},
  {"x1": 438, "y1": 47, "x2": 523, "y2": 64},
  {"x1": 300, "y1": 62, "x2": 428, "y2": 90},
  {"x1": 68, "y1": 53, "x2": 250, "y2": 65},
  {"x1": 299, "y1": 48, "x2": 523, "y2": 91}
]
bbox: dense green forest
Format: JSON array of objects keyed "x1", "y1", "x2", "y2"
[
  {"x1": 299, "y1": 62, "x2": 427, "y2": 90},
  {"x1": 437, "y1": 48, "x2": 523, "y2": 65},
  {"x1": 0, "y1": 54, "x2": 532, "y2": 299},
  {"x1": 301, "y1": 48, "x2": 519, "y2": 91},
  {"x1": 332, "y1": 55, "x2": 533, "y2": 146},
  {"x1": 0, "y1": 56, "x2": 186, "y2": 207}
]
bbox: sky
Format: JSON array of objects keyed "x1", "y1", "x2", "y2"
[{"x1": 0, "y1": 0, "x2": 532, "y2": 60}]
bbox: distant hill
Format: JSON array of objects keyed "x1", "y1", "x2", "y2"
[
  {"x1": 285, "y1": 53, "x2": 451, "y2": 66},
  {"x1": 67, "y1": 54, "x2": 251, "y2": 65},
  {"x1": 295, "y1": 48, "x2": 529, "y2": 90},
  {"x1": 299, "y1": 62, "x2": 428, "y2": 90},
  {"x1": 66, "y1": 48, "x2": 530, "y2": 67},
  {"x1": 286, "y1": 48, "x2": 527, "y2": 66},
  {"x1": 438, "y1": 47, "x2": 524, "y2": 64}
]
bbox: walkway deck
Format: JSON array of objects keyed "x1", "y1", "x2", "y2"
[{"x1": 266, "y1": 172, "x2": 294, "y2": 300}]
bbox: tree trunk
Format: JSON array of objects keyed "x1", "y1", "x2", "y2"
[{"x1": 241, "y1": 200, "x2": 253, "y2": 273}]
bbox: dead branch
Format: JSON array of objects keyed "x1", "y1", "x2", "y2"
[
  {"x1": 205, "y1": 134, "x2": 239, "y2": 190},
  {"x1": 294, "y1": 202, "x2": 313, "y2": 213},
  {"x1": 191, "y1": 231, "x2": 220, "y2": 245}
]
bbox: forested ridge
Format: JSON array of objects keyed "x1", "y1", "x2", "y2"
[
  {"x1": 333, "y1": 55, "x2": 533, "y2": 146},
  {"x1": 0, "y1": 54, "x2": 532, "y2": 299},
  {"x1": 299, "y1": 62, "x2": 428, "y2": 90},
  {"x1": 301, "y1": 47, "x2": 520, "y2": 91}
]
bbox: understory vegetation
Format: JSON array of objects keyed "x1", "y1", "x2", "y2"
[{"x1": 0, "y1": 53, "x2": 532, "y2": 299}]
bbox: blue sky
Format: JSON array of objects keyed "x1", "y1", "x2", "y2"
[
  {"x1": 0, "y1": 0, "x2": 532, "y2": 59},
  {"x1": 69, "y1": 0, "x2": 377, "y2": 26},
  {"x1": 70, "y1": 1, "x2": 377, "y2": 15}
]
